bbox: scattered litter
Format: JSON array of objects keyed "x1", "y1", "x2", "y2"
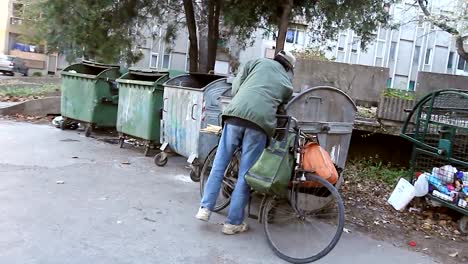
[
  {"x1": 143, "y1": 217, "x2": 157, "y2": 223},
  {"x1": 98, "y1": 197, "x2": 108, "y2": 201},
  {"x1": 116, "y1": 220, "x2": 122, "y2": 224},
  {"x1": 343, "y1": 228, "x2": 351, "y2": 234},
  {"x1": 52, "y1": 116, "x2": 63, "y2": 127},
  {"x1": 424, "y1": 236, "x2": 432, "y2": 239},
  {"x1": 174, "y1": 174, "x2": 192, "y2": 183},
  {"x1": 449, "y1": 252, "x2": 459, "y2": 258},
  {"x1": 377, "y1": 244, "x2": 382, "y2": 248},
  {"x1": 56, "y1": 180, "x2": 65, "y2": 184},
  {"x1": 72, "y1": 156, "x2": 79, "y2": 159},
  {"x1": 423, "y1": 248, "x2": 428, "y2": 251},
  {"x1": 409, "y1": 207, "x2": 422, "y2": 213},
  {"x1": 408, "y1": 241, "x2": 417, "y2": 247},
  {"x1": 121, "y1": 161, "x2": 131, "y2": 165}
]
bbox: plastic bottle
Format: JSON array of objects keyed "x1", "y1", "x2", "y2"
[{"x1": 428, "y1": 175, "x2": 449, "y2": 194}]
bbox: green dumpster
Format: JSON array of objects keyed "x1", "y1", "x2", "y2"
[
  {"x1": 60, "y1": 60, "x2": 122, "y2": 137},
  {"x1": 116, "y1": 68, "x2": 184, "y2": 156}
]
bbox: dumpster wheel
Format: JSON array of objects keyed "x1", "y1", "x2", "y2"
[
  {"x1": 190, "y1": 169, "x2": 200, "y2": 182},
  {"x1": 85, "y1": 125, "x2": 93, "y2": 137},
  {"x1": 460, "y1": 216, "x2": 468, "y2": 235},
  {"x1": 154, "y1": 152, "x2": 168, "y2": 167}
]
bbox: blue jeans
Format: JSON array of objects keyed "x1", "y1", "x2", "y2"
[{"x1": 200, "y1": 123, "x2": 267, "y2": 225}]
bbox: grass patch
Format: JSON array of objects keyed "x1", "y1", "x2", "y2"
[
  {"x1": 384, "y1": 88, "x2": 415, "y2": 100},
  {"x1": 0, "y1": 83, "x2": 60, "y2": 98},
  {"x1": 347, "y1": 157, "x2": 409, "y2": 186}
]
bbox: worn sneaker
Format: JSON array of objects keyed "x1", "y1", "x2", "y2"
[
  {"x1": 222, "y1": 223, "x2": 248, "y2": 235},
  {"x1": 195, "y1": 207, "x2": 211, "y2": 222}
]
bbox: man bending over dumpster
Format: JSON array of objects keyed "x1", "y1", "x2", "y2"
[{"x1": 196, "y1": 50, "x2": 295, "y2": 235}]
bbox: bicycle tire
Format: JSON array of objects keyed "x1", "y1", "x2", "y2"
[
  {"x1": 263, "y1": 173, "x2": 345, "y2": 263},
  {"x1": 199, "y1": 146, "x2": 239, "y2": 212}
]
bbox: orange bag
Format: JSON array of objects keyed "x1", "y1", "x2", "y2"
[{"x1": 301, "y1": 142, "x2": 338, "y2": 187}]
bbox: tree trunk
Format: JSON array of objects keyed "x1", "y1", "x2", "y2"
[
  {"x1": 275, "y1": 0, "x2": 293, "y2": 54},
  {"x1": 417, "y1": 0, "x2": 467, "y2": 60},
  {"x1": 183, "y1": 0, "x2": 199, "y2": 72},
  {"x1": 206, "y1": 0, "x2": 221, "y2": 72}
]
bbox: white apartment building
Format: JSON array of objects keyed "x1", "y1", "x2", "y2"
[{"x1": 329, "y1": 0, "x2": 468, "y2": 90}]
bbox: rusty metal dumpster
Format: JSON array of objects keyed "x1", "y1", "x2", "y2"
[
  {"x1": 155, "y1": 73, "x2": 231, "y2": 182},
  {"x1": 286, "y1": 86, "x2": 356, "y2": 208}
]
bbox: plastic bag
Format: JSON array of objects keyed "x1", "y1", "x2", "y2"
[
  {"x1": 413, "y1": 174, "x2": 429, "y2": 197},
  {"x1": 432, "y1": 165, "x2": 457, "y2": 184}
]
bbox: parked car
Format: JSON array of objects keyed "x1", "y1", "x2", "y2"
[{"x1": 0, "y1": 55, "x2": 29, "y2": 76}]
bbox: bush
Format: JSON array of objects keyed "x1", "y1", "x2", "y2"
[
  {"x1": 383, "y1": 88, "x2": 415, "y2": 100},
  {"x1": 32, "y1": 72, "x2": 43, "y2": 77}
]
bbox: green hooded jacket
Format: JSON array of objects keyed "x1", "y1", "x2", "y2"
[{"x1": 222, "y1": 58, "x2": 294, "y2": 137}]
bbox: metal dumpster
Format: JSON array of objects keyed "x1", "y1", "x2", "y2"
[
  {"x1": 60, "y1": 60, "x2": 121, "y2": 137},
  {"x1": 155, "y1": 73, "x2": 231, "y2": 181},
  {"x1": 286, "y1": 86, "x2": 356, "y2": 208},
  {"x1": 116, "y1": 68, "x2": 184, "y2": 156}
]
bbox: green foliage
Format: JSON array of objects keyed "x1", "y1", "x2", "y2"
[
  {"x1": 21, "y1": 0, "x2": 165, "y2": 64},
  {"x1": 291, "y1": 47, "x2": 330, "y2": 61},
  {"x1": 384, "y1": 88, "x2": 415, "y2": 100},
  {"x1": 32, "y1": 72, "x2": 43, "y2": 77},
  {"x1": 223, "y1": 0, "x2": 392, "y2": 49},
  {"x1": 0, "y1": 84, "x2": 59, "y2": 97},
  {"x1": 349, "y1": 157, "x2": 408, "y2": 186}
]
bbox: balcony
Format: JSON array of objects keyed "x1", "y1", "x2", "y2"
[
  {"x1": 10, "y1": 49, "x2": 47, "y2": 69},
  {"x1": 9, "y1": 16, "x2": 25, "y2": 34}
]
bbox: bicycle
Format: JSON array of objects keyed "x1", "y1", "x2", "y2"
[{"x1": 199, "y1": 116, "x2": 345, "y2": 263}]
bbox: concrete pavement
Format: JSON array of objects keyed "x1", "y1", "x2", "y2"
[{"x1": 0, "y1": 120, "x2": 437, "y2": 264}]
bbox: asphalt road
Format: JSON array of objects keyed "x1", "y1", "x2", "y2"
[{"x1": 0, "y1": 120, "x2": 437, "y2": 264}]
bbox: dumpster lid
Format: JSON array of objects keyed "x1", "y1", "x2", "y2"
[
  {"x1": 82, "y1": 60, "x2": 120, "y2": 69},
  {"x1": 128, "y1": 67, "x2": 169, "y2": 77},
  {"x1": 164, "y1": 73, "x2": 227, "y2": 90}
]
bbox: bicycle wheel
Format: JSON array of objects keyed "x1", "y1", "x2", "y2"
[
  {"x1": 263, "y1": 173, "x2": 345, "y2": 263},
  {"x1": 199, "y1": 146, "x2": 239, "y2": 212}
]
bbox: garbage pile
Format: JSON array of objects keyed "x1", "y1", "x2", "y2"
[{"x1": 388, "y1": 165, "x2": 468, "y2": 211}]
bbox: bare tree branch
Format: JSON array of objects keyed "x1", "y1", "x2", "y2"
[{"x1": 417, "y1": 0, "x2": 468, "y2": 60}]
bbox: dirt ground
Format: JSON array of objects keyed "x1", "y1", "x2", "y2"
[{"x1": 342, "y1": 163, "x2": 468, "y2": 264}]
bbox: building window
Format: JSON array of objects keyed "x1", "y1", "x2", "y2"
[
  {"x1": 424, "y1": 48, "x2": 432, "y2": 65},
  {"x1": 447, "y1": 52, "x2": 454, "y2": 69},
  {"x1": 286, "y1": 29, "x2": 305, "y2": 45},
  {"x1": 150, "y1": 53, "x2": 158, "y2": 68},
  {"x1": 417, "y1": 15, "x2": 424, "y2": 27},
  {"x1": 378, "y1": 28, "x2": 388, "y2": 40},
  {"x1": 387, "y1": 78, "x2": 392, "y2": 88},
  {"x1": 389, "y1": 41, "x2": 397, "y2": 60},
  {"x1": 409, "y1": 81, "x2": 415, "y2": 91},
  {"x1": 457, "y1": 56, "x2": 468, "y2": 71},
  {"x1": 286, "y1": 30, "x2": 295, "y2": 43},
  {"x1": 337, "y1": 34, "x2": 346, "y2": 51},
  {"x1": 162, "y1": 54, "x2": 170, "y2": 69},
  {"x1": 12, "y1": 3, "x2": 24, "y2": 17},
  {"x1": 413, "y1": 46, "x2": 421, "y2": 64},
  {"x1": 186, "y1": 57, "x2": 190, "y2": 72},
  {"x1": 351, "y1": 37, "x2": 359, "y2": 53}
]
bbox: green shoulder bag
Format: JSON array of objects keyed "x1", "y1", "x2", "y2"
[{"x1": 245, "y1": 133, "x2": 296, "y2": 198}]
